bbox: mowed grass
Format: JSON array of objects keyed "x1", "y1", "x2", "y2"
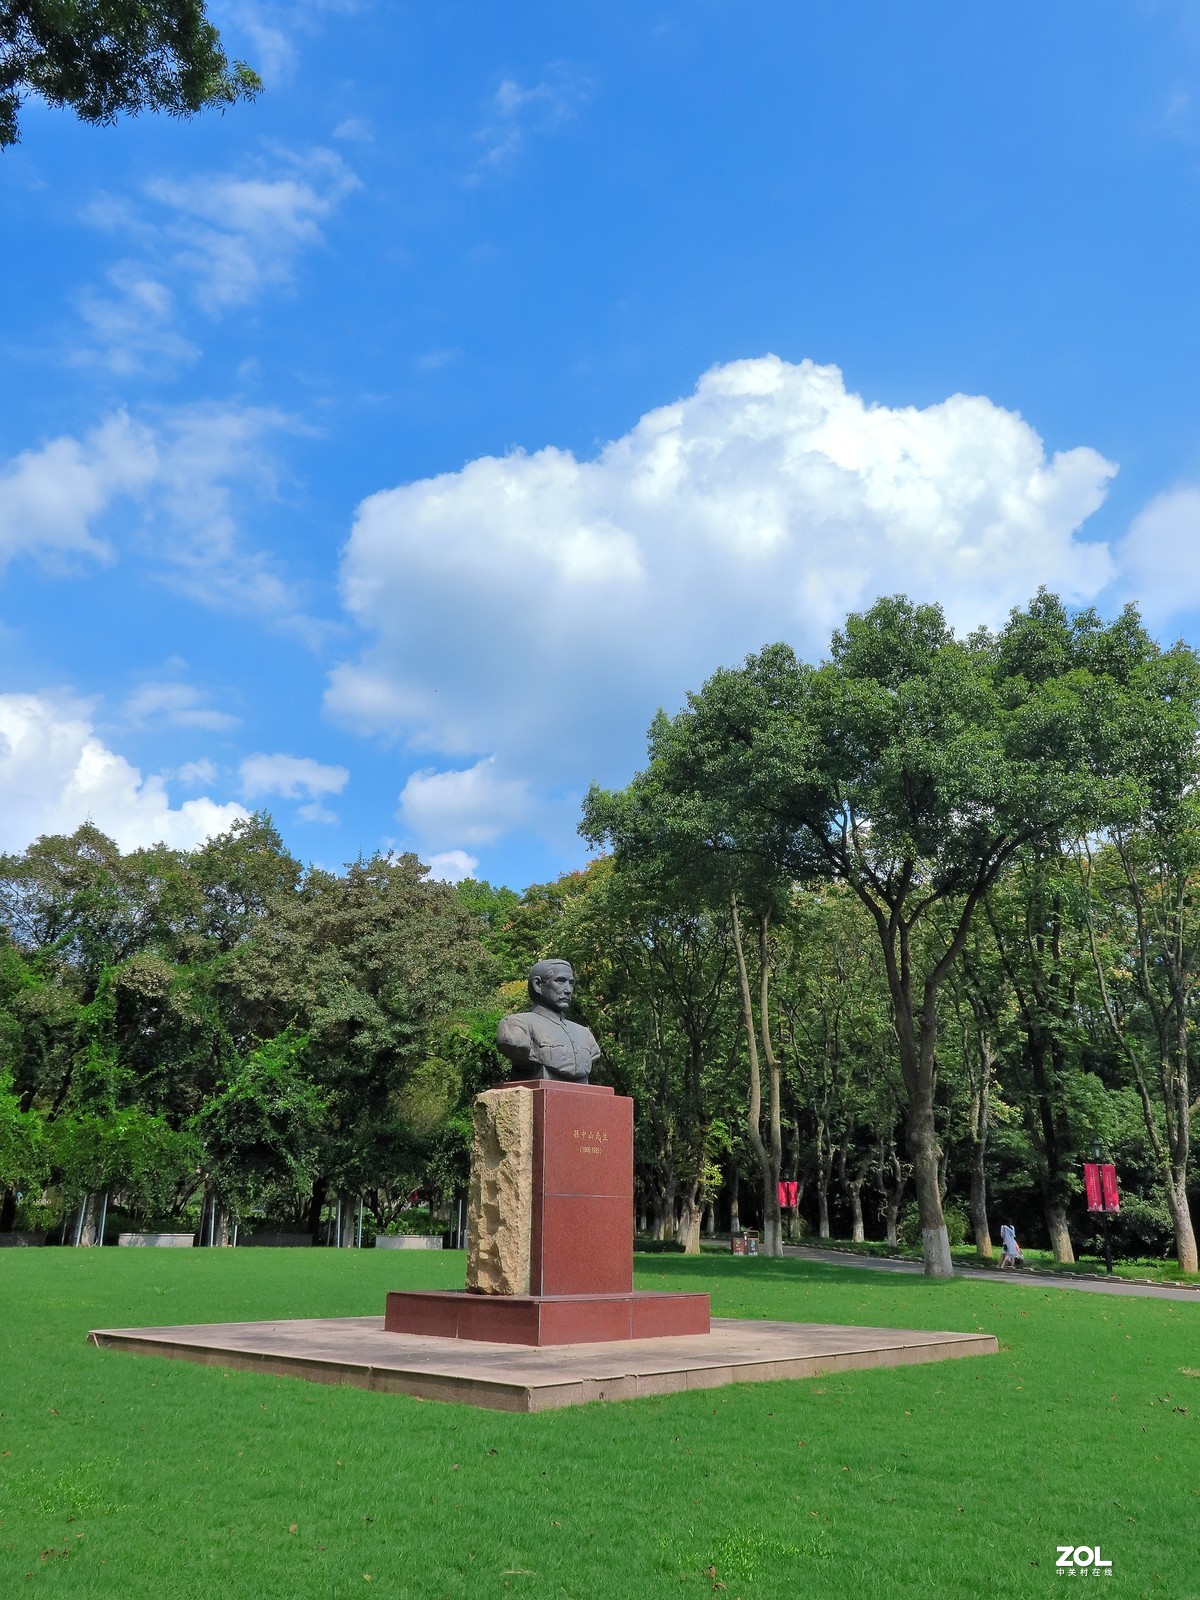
[{"x1": 1, "y1": 1249, "x2": 1197, "y2": 1600}]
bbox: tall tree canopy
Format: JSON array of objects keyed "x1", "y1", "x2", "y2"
[
  {"x1": 585, "y1": 593, "x2": 1200, "y2": 1276},
  {"x1": 1, "y1": 0, "x2": 259, "y2": 146}
]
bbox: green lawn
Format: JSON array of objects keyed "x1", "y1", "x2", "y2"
[{"x1": 1, "y1": 1249, "x2": 1196, "y2": 1600}]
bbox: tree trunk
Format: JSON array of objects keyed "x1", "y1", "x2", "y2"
[
  {"x1": 335, "y1": 1192, "x2": 359, "y2": 1248},
  {"x1": 729, "y1": 894, "x2": 783, "y2": 1256},
  {"x1": 839, "y1": 1151, "x2": 865, "y2": 1244},
  {"x1": 877, "y1": 1144, "x2": 905, "y2": 1245},
  {"x1": 0, "y1": 1185, "x2": 16, "y2": 1232},
  {"x1": 849, "y1": 1185, "x2": 864, "y2": 1243},
  {"x1": 871, "y1": 906, "x2": 954, "y2": 1277},
  {"x1": 677, "y1": 1183, "x2": 702, "y2": 1254},
  {"x1": 969, "y1": 1133, "x2": 991, "y2": 1258},
  {"x1": 306, "y1": 1177, "x2": 328, "y2": 1244},
  {"x1": 703, "y1": 1204, "x2": 715, "y2": 1237},
  {"x1": 76, "y1": 1192, "x2": 104, "y2": 1246},
  {"x1": 729, "y1": 1171, "x2": 741, "y2": 1236},
  {"x1": 908, "y1": 1094, "x2": 953, "y2": 1276},
  {"x1": 1166, "y1": 1170, "x2": 1199, "y2": 1275},
  {"x1": 756, "y1": 912, "x2": 785, "y2": 1256},
  {"x1": 965, "y1": 1022, "x2": 993, "y2": 1257},
  {"x1": 1045, "y1": 1199, "x2": 1074, "y2": 1265}
]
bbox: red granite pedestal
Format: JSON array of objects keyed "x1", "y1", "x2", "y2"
[{"x1": 384, "y1": 1081, "x2": 710, "y2": 1346}]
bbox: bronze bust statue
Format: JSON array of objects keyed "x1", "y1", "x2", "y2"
[{"x1": 496, "y1": 959, "x2": 600, "y2": 1083}]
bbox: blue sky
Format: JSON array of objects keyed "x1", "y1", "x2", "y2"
[{"x1": 2, "y1": 1, "x2": 1200, "y2": 890}]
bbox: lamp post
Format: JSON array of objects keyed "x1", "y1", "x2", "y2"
[{"x1": 1092, "y1": 1139, "x2": 1114, "y2": 1276}]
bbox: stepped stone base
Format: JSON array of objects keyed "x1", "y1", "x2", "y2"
[
  {"x1": 89, "y1": 1315, "x2": 999, "y2": 1413},
  {"x1": 383, "y1": 1288, "x2": 711, "y2": 1346}
]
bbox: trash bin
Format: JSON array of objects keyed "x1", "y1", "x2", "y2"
[
  {"x1": 743, "y1": 1230, "x2": 760, "y2": 1256},
  {"x1": 730, "y1": 1233, "x2": 746, "y2": 1255}
]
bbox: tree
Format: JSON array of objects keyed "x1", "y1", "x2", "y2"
[
  {"x1": 971, "y1": 849, "x2": 1095, "y2": 1262},
  {"x1": 194, "y1": 1032, "x2": 326, "y2": 1225},
  {"x1": 772, "y1": 886, "x2": 901, "y2": 1242},
  {"x1": 1078, "y1": 818, "x2": 1200, "y2": 1274},
  {"x1": 583, "y1": 773, "x2": 790, "y2": 1254},
  {"x1": 553, "y1": 857, "x2": 740, "y2": 1252},
  {"x1": 230, "y1": 853, "x2": 496, "y2": 1235},
  {"x1": 0, "y1": 1067, "x2": 48, "y2": 1208},
  {"x1": 1, "y1": 0, "x2": 259, "y2": 147},
  {"x1": 587, "y1": 594, "x2": 1198, "y2": 1276}
]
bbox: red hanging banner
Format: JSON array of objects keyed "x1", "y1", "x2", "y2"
[
  {"x1": 1084, "y1": 1163, "x2": 1120, "y2": 1214},
  {"x1": 777, "y1": 1180, "x2": 799, "y2": 1208}
]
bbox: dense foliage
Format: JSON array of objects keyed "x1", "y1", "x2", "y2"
[
  {"x1": 0, "y1": 0, "x2": 259, "y2": 146},
  {"x1": 0, "y1": 593, "x2": 1196, "y2": 1274}
]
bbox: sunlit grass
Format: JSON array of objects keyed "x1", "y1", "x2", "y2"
[{"x1": 1, "y1": 1248, "x2": 1196, "y2": 1598}]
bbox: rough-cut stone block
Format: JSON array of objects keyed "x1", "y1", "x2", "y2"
[{"x1": 465, "y1": 1087, "x2": 533, "y2": 1294}]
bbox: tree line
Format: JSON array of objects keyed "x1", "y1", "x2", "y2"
[{"x1": 1, "y1": 593, "x2": 1197, "y2": 1277}]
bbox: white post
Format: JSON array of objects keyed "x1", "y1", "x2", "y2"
[
  {"x1": 97, "y1": 1189, "x2": 109, "y2": 1247},
  {"x1": 356, "y1": 1198, "x2": 363, "y2": 1249},
  {"x1": 72, "y1": 1193, "x2": 88, "y2": 1247}
]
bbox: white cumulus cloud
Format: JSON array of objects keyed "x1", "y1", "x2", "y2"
[
  {"x1": 173, "y1": 758, "x2": 219, "y2": 787},
  {"x1": 78, "y1": 146, "x2": 359, "y2": 370},
  {"x1": 328, "y1": 356, "x2": 1120, "y2": 848},
  {"x1": 0, "y1": 412, "x2": 156, "y2": 571},
  {"x1": 123, "y1": 681, "x2": 240, "y2": 731},
  {"x1": 0, "y1": 694, "x2": 247, "y2": 853},
  {"x1": 1115, "y1": 487, "x2": 1200, "y2": 629},
  {"x1": 0, "y1": 403, "x2": 319, "y2": 634},
  {"x1": 398, "y1": 758, "x2": 535, "y2": 848},
  {"x1": 425, "y1": 849, "x2": 480, "y2": 883},
  {"x1": 240, "y1": 752, "x2": 349, "y2": 801}
]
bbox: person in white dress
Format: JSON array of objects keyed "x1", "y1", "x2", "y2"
[{"x1": 999, "y1": 1221, "x2": 1021, "y2": 1269}]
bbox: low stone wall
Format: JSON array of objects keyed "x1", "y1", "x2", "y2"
[
  {"x1": 118, "y1": 1232, "x2": 196, "y2": 1247},
  {"x1": 0, "y1": 1232, "x2": 46, "y2": 1247},
  {"x1": 374, "y1": 1235, "x2": 443, "y2": 1250}
]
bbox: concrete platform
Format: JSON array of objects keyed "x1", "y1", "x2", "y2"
[{"x1": 88, "y1": 1316, "x2": 998, "y2": 1412}]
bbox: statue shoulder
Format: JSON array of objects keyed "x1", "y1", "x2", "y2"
[{"x1": 496, "y1": 1011, "x2": 535, "y2": 1047}]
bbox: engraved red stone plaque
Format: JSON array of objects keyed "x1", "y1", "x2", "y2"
[
  {"x1": 384, "y1": 1081, "x2": 710, "y2": 1346},
  {"x1": 526, "y1": 1081, "x2": 632, "y2": 1295}
]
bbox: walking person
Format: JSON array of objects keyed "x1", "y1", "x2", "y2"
[{"x1": 999, "y1": 1220, "x2": 1021, "y2": 1270}]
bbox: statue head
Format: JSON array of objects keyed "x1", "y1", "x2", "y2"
[{"x1": 528, "y1": 958, "x2": 575, "y2": 1015}]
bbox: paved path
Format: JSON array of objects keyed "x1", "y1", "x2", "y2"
[{"x1": 782, "y1": 1245, "x2": 1200, "y2": 1303}]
